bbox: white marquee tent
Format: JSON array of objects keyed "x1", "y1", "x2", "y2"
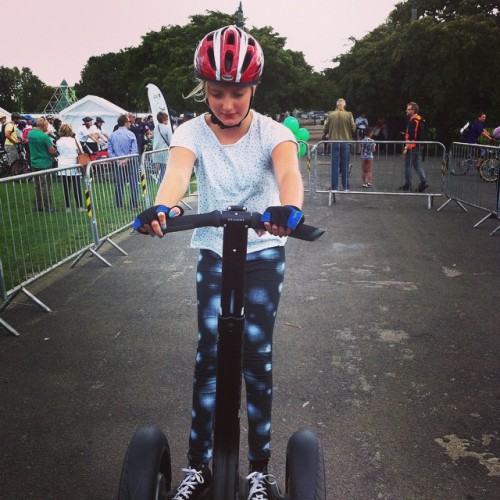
[
  {"x1": 59, "y1": 95, "x2": 127, "y2": 137},
  {"x1": 0, "y1": 106, "x2": 11, "y2": 121}
]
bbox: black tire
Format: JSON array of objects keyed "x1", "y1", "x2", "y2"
[
  {"x1": 285, "y1": 428, "x2": 326, "y2": 500},
  {"x1": 211, "y1": 442, "x2": 239, "y2": 500},
  {"x1": 450, "y1": 157, "x2": 472, "y2": 176},
  {"x1": 479, "y1": 158, "x2": 499, "y2": 183},
  {"x1": 117, "y1": 425, "x2": 172, "y2": 500}
]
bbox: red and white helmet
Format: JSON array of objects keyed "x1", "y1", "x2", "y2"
[{"x1": 194, "y1": 25, "x2": 264, "y2": 85}]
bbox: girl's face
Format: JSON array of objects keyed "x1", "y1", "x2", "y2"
[{"x1": 206, "y1": 83, "x2": 253, "y2": 127}]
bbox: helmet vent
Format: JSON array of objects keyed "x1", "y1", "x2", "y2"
[
  {"x1": 240, "y1": 53, "x2": 252, "y2": 74},
  {"x1": 225, "y1": 53, "x2": 234, "y2": 72},
  {"x1": 227, "y1": 33, "x2": 236, "y2": 45},
  {"x1": 207, "y1": 48, "x2": 216, "y2": 70}
]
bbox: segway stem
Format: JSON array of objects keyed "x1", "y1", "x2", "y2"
[
  {"x1": 212, "y1": 216, "x2": 248, "y2": 499},
  {"x1": 160, "y1": 207, "x2": 325, "y2": 499}
]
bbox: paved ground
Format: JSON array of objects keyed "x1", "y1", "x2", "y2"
[{"x1": 1, "y1": 189, "x2": 499, "y2": 499}]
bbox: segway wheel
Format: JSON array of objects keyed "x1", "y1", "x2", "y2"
[
  {"x1": 117, "y1": 425, "x2": 172, "y2": 500},
  {"x1": 285, "y1": 428, "x2": 326, "y2": 500}
]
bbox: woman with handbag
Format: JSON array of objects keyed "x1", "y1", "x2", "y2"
[{"x1": 56, "y1": 123, "x2": 85, "y2": 212}]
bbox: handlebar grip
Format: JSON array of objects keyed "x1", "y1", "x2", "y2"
[
  {"x1": 161, "y1": 211, "x2": 221, "y2": 234},
  {"x1": 289, "y1": 224, "x2": 325, "y2": 241},
  {"x1": 160, "y1": 210, "x2": 325, "y2": 242}
]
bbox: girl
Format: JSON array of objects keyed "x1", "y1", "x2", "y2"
[{"x1": 134, "y1": 25, "x2": 304, "y2": 500}]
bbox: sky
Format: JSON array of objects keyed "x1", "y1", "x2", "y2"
[{"x1": 1, "y1": 0, "x2": 402, "y2": 87}]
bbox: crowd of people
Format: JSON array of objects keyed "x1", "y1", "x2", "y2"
[
  {"x1": 1, "y1": 103, "x2": 499, "y2": 205},
  {"x1": 0, "y1": 110, "x2": 174, "y2": 212}
]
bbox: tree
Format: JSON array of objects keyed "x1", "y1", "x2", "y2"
[
  {"x1": 328, "y1": 4, "x2": 499, "y2": 145},
  {"x1": 389, "y1": 0, "x2": 499, "y2": 23},
  {"x1": 75, "y1": 11, "x2": 330, "y2": 117},
  {"x1": 76, "y1": 51, "x2": 129, "y2": 106},
  {"x1": 0, "y1": 66, "x2": 47, "y2": 113}
]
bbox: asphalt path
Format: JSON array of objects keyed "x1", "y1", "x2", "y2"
[{"x1": 1, "y1": 191, "x2": 499, "y2": 499}]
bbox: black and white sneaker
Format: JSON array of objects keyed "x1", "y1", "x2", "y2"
[
  {"x1": 171, "y1": 464, "x2": 211, "y2": 500},
  {"x1": 246, "y1": 471, "x2": 281, "y2": 500}
]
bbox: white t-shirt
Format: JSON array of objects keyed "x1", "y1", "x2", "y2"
[
  {"x1": 77, "y1": 124, "x2": 95, "y2": 143},
  {"x1": 56, "y1": 136, "x2": 81, "y2": 176},
  {"x1": 170, "y1": 111, "x2": 297, "y2": 256},
  {"x1": 153, "y1": 122, "x2": 172, "y2": 150}
]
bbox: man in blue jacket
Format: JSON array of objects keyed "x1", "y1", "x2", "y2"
[{"x1": 108, "y1": 114, "x2": 139, "y2": 208}]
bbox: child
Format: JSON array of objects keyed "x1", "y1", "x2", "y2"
[
  {"x1": 360, "y1": 126, "x2": 376, "y2": 187},
  {"x1": 133, "y1": 25, "x2": 304, "y2": 500}
]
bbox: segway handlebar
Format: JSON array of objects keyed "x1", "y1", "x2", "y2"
[{"x1": 161, "y1": 208, "x2": 324, "y2": 242}]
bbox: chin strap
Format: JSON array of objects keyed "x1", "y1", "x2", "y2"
[{"x1": 207, "y1": 88, "x2": 254, "y2": 129}]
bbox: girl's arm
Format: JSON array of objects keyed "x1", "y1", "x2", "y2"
[{"x1": 271, "y1": 140, "x2": 304, "y2": 208}]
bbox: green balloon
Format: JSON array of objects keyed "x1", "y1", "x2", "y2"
[
  {"x1": 296, "y1": 127, "x2": 310, "y2": 142},
  {"x1": 298, "y1": 142, "x2": 307, "y2": 157},
  {"x1": 283, "y1": 116, "x2": 300, "y2": 134}
]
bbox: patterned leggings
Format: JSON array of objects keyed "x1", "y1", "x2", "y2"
[{"x1": 188, "y1": 246, "x2": 286, "y2": 464}]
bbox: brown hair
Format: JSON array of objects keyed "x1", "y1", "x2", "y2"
[
  {"x1": 407, "y1": 102, "x2": 419, "y2": 113},
  {"x1": 58, "y1": 123, "x2": 74, "y2": 137},
  {"x1": 157, "y1": 111, "x2": 169, "y2": 122},
  {"x1": 117, "y1": 114, "x2": 129, "y2": 127}
]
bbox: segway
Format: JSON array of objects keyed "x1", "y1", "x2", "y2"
[{"x1": 118, "y1": 207, "x2": 326, "y2": 500}]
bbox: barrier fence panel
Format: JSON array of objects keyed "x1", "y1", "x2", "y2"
[
  {"x1": 142, "y1": 148, "x2": 168, "y2": 206},
  {"x1": 438, "y1": 142, "x2": 500, "y2": 235},
  {"x1": 141, "y1": 148, "x2": 194, "y2": 209},
  {"x1": 0, "y1": 166, "x2": 95, "y2": 335},
  {"x1": 1, "y1": 149, "x2": 201, "y2": 335},
  {"x1": 312, "y1": 140, "x2": 446, "y2": 208},
  {"x1": 71, "y1": 154, "x2": 144, "y2": 266},
  {"x1": 298, "y1": 140, "x2": 312, "y2": 193}
]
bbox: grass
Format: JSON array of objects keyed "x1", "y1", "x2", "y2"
[{"x1": 1, "y1": 172, "x2": 198, "y2": 294}]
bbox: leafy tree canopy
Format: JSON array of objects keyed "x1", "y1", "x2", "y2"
[
  {"x1": 329, "y1": 0, "x2": 499, "y2": 144},
  {"x1": 75, "y1": 10, "x2": 333, "y2": 118},
  {"x1": 2, "y1": 2, "x2": 498, "y2": 146},
  {"x1": 0, "y1": 66, "x2": 48, "y2": 113}
]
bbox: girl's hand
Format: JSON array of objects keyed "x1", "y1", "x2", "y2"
[
  {"x1": 133, "y1": 205, "x2": 184, "y2": 237},
  {"x1": 259, "y1": 205, "x2": 304, "y2": 237}
]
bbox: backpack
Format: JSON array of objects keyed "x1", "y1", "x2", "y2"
[
  {"x1": 0, "y1": 123, "x2": 6, "y2": 149},
  {"x1": 413, "y1": 115, "x2": 428, "y2": 161},
  {"x1": 460, "y1": 121, "x2": 471, "y2": 139},
  {"x1": 415, "y1": 116, "x2": 427, "y2": 142}
]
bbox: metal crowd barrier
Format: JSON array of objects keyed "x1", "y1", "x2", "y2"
[
  {"x1": 311, "y1": 140, "x2": 446, "y2": 209},
  {"x1": 71, "y1": 154, "x2": 143, "y2": 267},
  {"x1": 0, "y1": 150, "x2": 196, "y2": 336},
  {"x1": 0, "y1": 166, "x2": 95, "y2": 335},
  {"x1": 437, "y1": 142, "x2": 500, "y2": 235},
  {"x1": 142, "y1": 148, "x2": 194, "y2": 209},
  {"x1": 298, "y1": 140, "x2": 313, "y2": 193}
]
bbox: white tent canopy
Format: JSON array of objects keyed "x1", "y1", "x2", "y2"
[
  {"x1": 59, "y1": 95, "x2": 127, "y2": 137},
  {"x1": 0, "y1": 106, "x2": 11, "y2": 121}
]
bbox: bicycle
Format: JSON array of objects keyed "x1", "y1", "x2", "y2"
[
  {"x1": 478, "y1": 149, "x2": 499, "y2": 183},
  {"x1": 118, "y1": 207, "x2": 326, "y2": 500},
  {"x1": 0, "y1": 144, "x2": 31, "y2": 178},
  {"x1": 450, "y1": 141, "x2": 498, "y2": 181}
]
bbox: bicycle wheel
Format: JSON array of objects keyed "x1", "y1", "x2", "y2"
[
  {"x1": 285, "y1": 428, "x2": 326, "y2": 500},
  {"x1": 479, "y1": 158, "x2": 499, "y2": 183},
  {"x1": 117, "y1": 425, "x2": 172, "y2": 500},
  {"x1": 450, "y1": 157, "x2": 472, "y2": 176}
]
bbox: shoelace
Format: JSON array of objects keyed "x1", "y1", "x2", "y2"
[
  {"x1": 172, "y1": 468, "x2": 206, "y2": 500},
  {"x1": 246, "y1": 471, "x2": 279, "y2": 500}
]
